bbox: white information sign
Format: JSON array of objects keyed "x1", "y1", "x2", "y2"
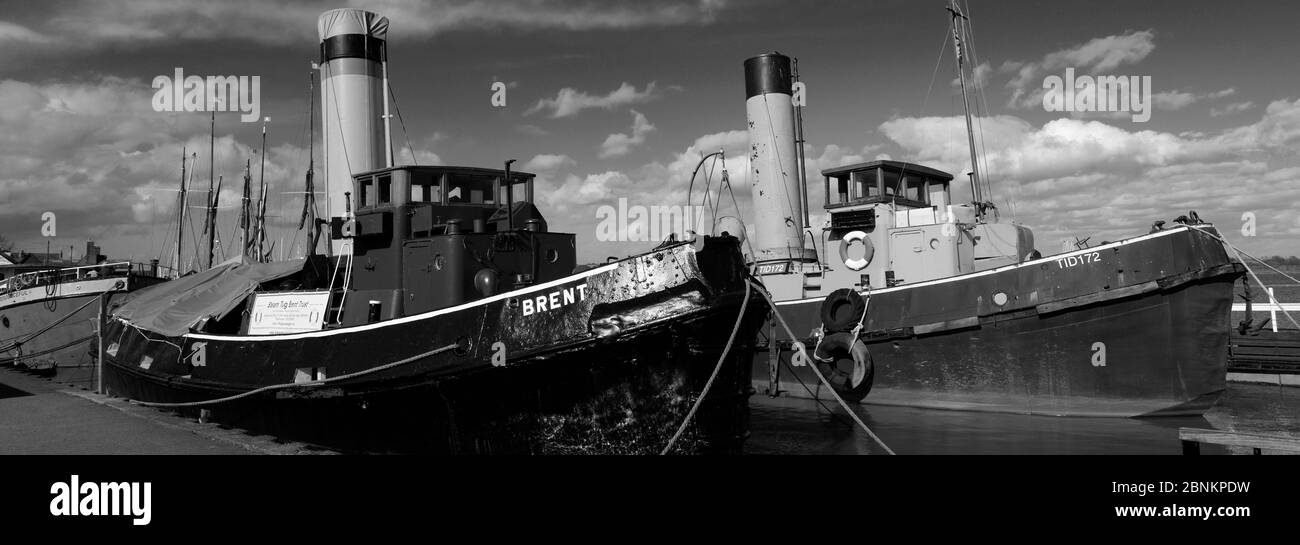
[{"x1": 246, "y1": 291, "x2": 330, "y2": 335}]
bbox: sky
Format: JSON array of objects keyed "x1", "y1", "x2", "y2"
[{"x1": 0, "y1": 0, "x2": 1297, "y2": 267}]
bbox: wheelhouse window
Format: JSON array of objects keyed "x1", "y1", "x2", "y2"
[
  {"x1": 903, "y1": 174, "x2": 926, "y2": 203},
  {"x1": 851, "y1": 169, "x2": 879, "y2": 199},
  {"x1": 377, "y1": 174, "x2": 392, "y2": 204},
  {"x1": 359, "y1": 177, "x2": 375, "y2": 207},
  {"x1": 881, "y1": 169, "x2": 900, "y2": 197},
  {"x1": 446, "y1": 174, "x2": 498, "y2": 205},
  {"x1": 409, "y1": 172, "x2": 442, "y2": 204}
]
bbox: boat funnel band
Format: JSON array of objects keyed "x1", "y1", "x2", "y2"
[
  {"x1": 321, "y1": 34, "x2": 386, "y2": 63},
  {"x1": 745, "y1": 53, "x2": 793, "y2": 98}
]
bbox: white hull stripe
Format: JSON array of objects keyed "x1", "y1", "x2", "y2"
[
  {"x1": 775, "y1": 225, "x2": 1212, "y2": 306},
  {"x1": 179, "y1": 263, "x2": 622, "y2": 342}
]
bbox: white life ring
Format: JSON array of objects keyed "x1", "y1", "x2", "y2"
[{"x1": 839, "y1": 230, "x2": 874, "y2": 271}]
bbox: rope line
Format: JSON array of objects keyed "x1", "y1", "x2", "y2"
[
  {"x1": 129, "y1": 342, "x2": 459, "y2": 408},
  {"x1": 1190, "y1": 226, "x2": 1300, "y2": 331},
  {"x1": 750, "y1": 280, "x2": 895, "y2": 455},
  {"x1": 661, "y1": 279, "x2": 752, "y2": 455},
  {"x1": 0, "y1": 296, "x2": 100, "y2": 354}
]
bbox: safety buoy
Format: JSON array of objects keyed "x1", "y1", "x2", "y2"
[
  {"x1": 813, "y1": 331, "x2": 874, "y2": 401},
  {"x1": 820, "y1": 288, "x2": 866, "y2": 334},
  {"x1": 838, "y1": 230, "x2": 874, "y2": 271}
]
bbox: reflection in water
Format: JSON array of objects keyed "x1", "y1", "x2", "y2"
[{"x1": 747, "y1": 383, "x2": 1300, "y2": 455}]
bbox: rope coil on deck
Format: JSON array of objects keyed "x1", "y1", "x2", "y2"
[{"x1": 128, "y1": 342, "x2": 460, "y2": 408}]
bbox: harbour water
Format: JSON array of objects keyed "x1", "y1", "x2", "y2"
[{"x1": 746, "y1": 382, "x2": 1300, "y2": 455}]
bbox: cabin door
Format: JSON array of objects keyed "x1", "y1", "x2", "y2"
[{"x1": 402, "y1": 240, "x2": 435, "y2": 313}]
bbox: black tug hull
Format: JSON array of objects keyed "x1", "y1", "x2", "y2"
[
  {"x1": 103, "y1": 238, "x2": 765, "y2": 453},
  {"x1": 754, "y1": 226, "x2": 1244, "y2": 417}
]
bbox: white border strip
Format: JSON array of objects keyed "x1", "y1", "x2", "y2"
[
  {"x1": 182, "y1": 263, "x2": 621, "y2": 342},
  {"x1": 775, "y1": 225, "x2": 1200, "y2": 306}
]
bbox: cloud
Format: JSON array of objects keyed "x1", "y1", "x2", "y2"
[
  {"x1": 9, "y1": 0, "x2": 730, "y2": 52},
  {"x1": 0, "y1": 75, "x2": 443, "y2": 263},
  {"x1": 598, "y1": 110, "x2": 656, "y2": 158},
  {"x1": 515, "y1": 124, "x2": 550, "y2": 137},
  {"x1": 523, "y1": 154, "x2": 575, "y2": 172},
  {"x1": 1153, "y1": 88, "x2": 1236, "y2": 111},
  {"x1": 1005, "y1": 30, "x2": 1156, "y2": 109},
  {"x1": 0, "y1": 20, "x2": 49, "y2": 44},
  {"x1": 525, "y1": 82, "x2": 663, "y2": 118},
  {"x1": 877, "y1": 99, "x2": 1300, "y2": 254},
  {"x1": 1211, "y1": 101, "x2": 1255, "y2": 117}
]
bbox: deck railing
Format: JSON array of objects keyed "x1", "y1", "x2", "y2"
[{"x1": 0, "y1": 261, "x2": 159, "y2": 296}]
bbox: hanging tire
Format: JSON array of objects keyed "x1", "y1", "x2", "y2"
[
  {"x1": 813, "y1": 331, "x2": 874, "y2": 402},
  {"x1": 820, "y1": 288, "x2": 866, "y2": 334}
]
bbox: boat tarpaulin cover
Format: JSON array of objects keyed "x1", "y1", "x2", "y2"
[{"x1": 112, "y1": 258, "x2": 306, "y2": 337}]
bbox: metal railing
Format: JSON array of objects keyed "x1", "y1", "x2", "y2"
[{"x1": 0, "y1": 261, "x2": 159, "y2": 296}]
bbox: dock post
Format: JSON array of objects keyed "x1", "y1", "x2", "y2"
[
  {"x1": 1269, "y1": 287, "x2": 1278, "y2": 333},
  {"x1": 767, "y1": 315, "x2": 780, "y2": 397},
  {"x1": 97, "y1": 292, "x2": 106, "y2": 395}
]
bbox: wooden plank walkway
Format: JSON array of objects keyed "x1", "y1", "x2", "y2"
[
  {"x1": 1180, "y1": 427, "x2": 1300, "y2": 455},
  {"x1": 1228, "y1": 330, "x2": 1300, "y2": 374}
]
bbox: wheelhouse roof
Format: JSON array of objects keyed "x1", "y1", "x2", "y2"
[
  {"x1": 821, "y1": 160, "x2": 953, "y2": 181},
  {"x1": 352, "y1": 164, "x2": 537, "y2": 180}
]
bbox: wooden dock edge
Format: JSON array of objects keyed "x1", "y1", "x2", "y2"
[{"x1": 1179, "y1": 427, "x2": 1300, "y2": 455}]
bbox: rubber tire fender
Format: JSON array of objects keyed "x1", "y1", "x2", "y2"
[
  {"x1": 819, "y1": 288, "x2": 866, "y2": 334},
  {"x1": 812, "y1": 331, "x2": 874, "y2": 402}
]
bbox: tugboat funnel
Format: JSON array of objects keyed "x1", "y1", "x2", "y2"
[
  {"x1": 744, "y1": 53, "x2": 815, "y2": 264},
  {"x1": 318, "y1": 8, "x2": 390, "y2": 256}
]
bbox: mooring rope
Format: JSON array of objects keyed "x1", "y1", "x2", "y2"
[
  {"x1": 661, "y1": 279, "x2": 752, "y2": 455},
  {"x1": 750, "y1": 280, "x2": 896, "y2": 455},
  {"x1": 129, "y1": 342, "x2": 459, "y2": 408},
  {"x1": 1189, "y1": 226, "x2": 1300, "y2": 332}
]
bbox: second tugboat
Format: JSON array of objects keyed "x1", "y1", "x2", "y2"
[
  {"x1": 100, "y1": 8, "x2": 764, "y2": 454},
  {"x1": 745, "y1": 3, "x2": 1244, "y2": 417}
]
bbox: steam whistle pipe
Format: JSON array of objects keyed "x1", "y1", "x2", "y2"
[
  {"x1": 504, "y1": 159, "x2": 516, "y2": 231},
  {"x1": 792, "y1": 57, "x2": 811, "y2": 230}
]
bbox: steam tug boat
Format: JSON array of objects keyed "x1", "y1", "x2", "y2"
[
  {"x1": 744, "y1": 37, "x2": 1243, "y2": 416},
  {"x1": 99, "y1": 9, "x2": 763, "y2": 453},
  {"x1": 1, "y1": 245, "x2": 165, "y2": 388}
]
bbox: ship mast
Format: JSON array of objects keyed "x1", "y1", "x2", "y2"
[
  {"x1": 240, "y1": 159, "x2": 251, "y2": 259},
  {"x1": 947, "y1": 2, "x2": 984, "y2": 216},
  {"x1": 300, "y1": 69, "x2": 320, "y2": 257},
  {"x1": 175, "y1": 147, "x2": 189, "y2": 277},
  {"x1": 206, "y1": 110, "x2": 218, "y2": 269}
]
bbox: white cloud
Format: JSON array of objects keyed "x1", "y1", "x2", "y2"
[
  {"x1": 1153, "y1": 87, "x2": 1236, "y2": 111},
  {"x1": 17, "y1": 0, "x2": 730, "y2": 50},
  {"x1": 598, "y1": 110, "x2": 656, "y2": 158},
  {"x1": 1005, "y1": 30, "x2": 1156, "y2": 109},
  {"x1": 526, "y1": 82, "x2": 663, "y2": 118},
  {"x1": 878, "y1": 99, "x2": 1300, "y2": 255},
  {"x1": 0, "y1": 20, "x2": 49, "y2": 43},
  {"x1": 523, "y1": 153, "x2": 575, "y2": 172},
  {"x1": 1211, "y1": 101, "x2": 1255, "y2": 117}
]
